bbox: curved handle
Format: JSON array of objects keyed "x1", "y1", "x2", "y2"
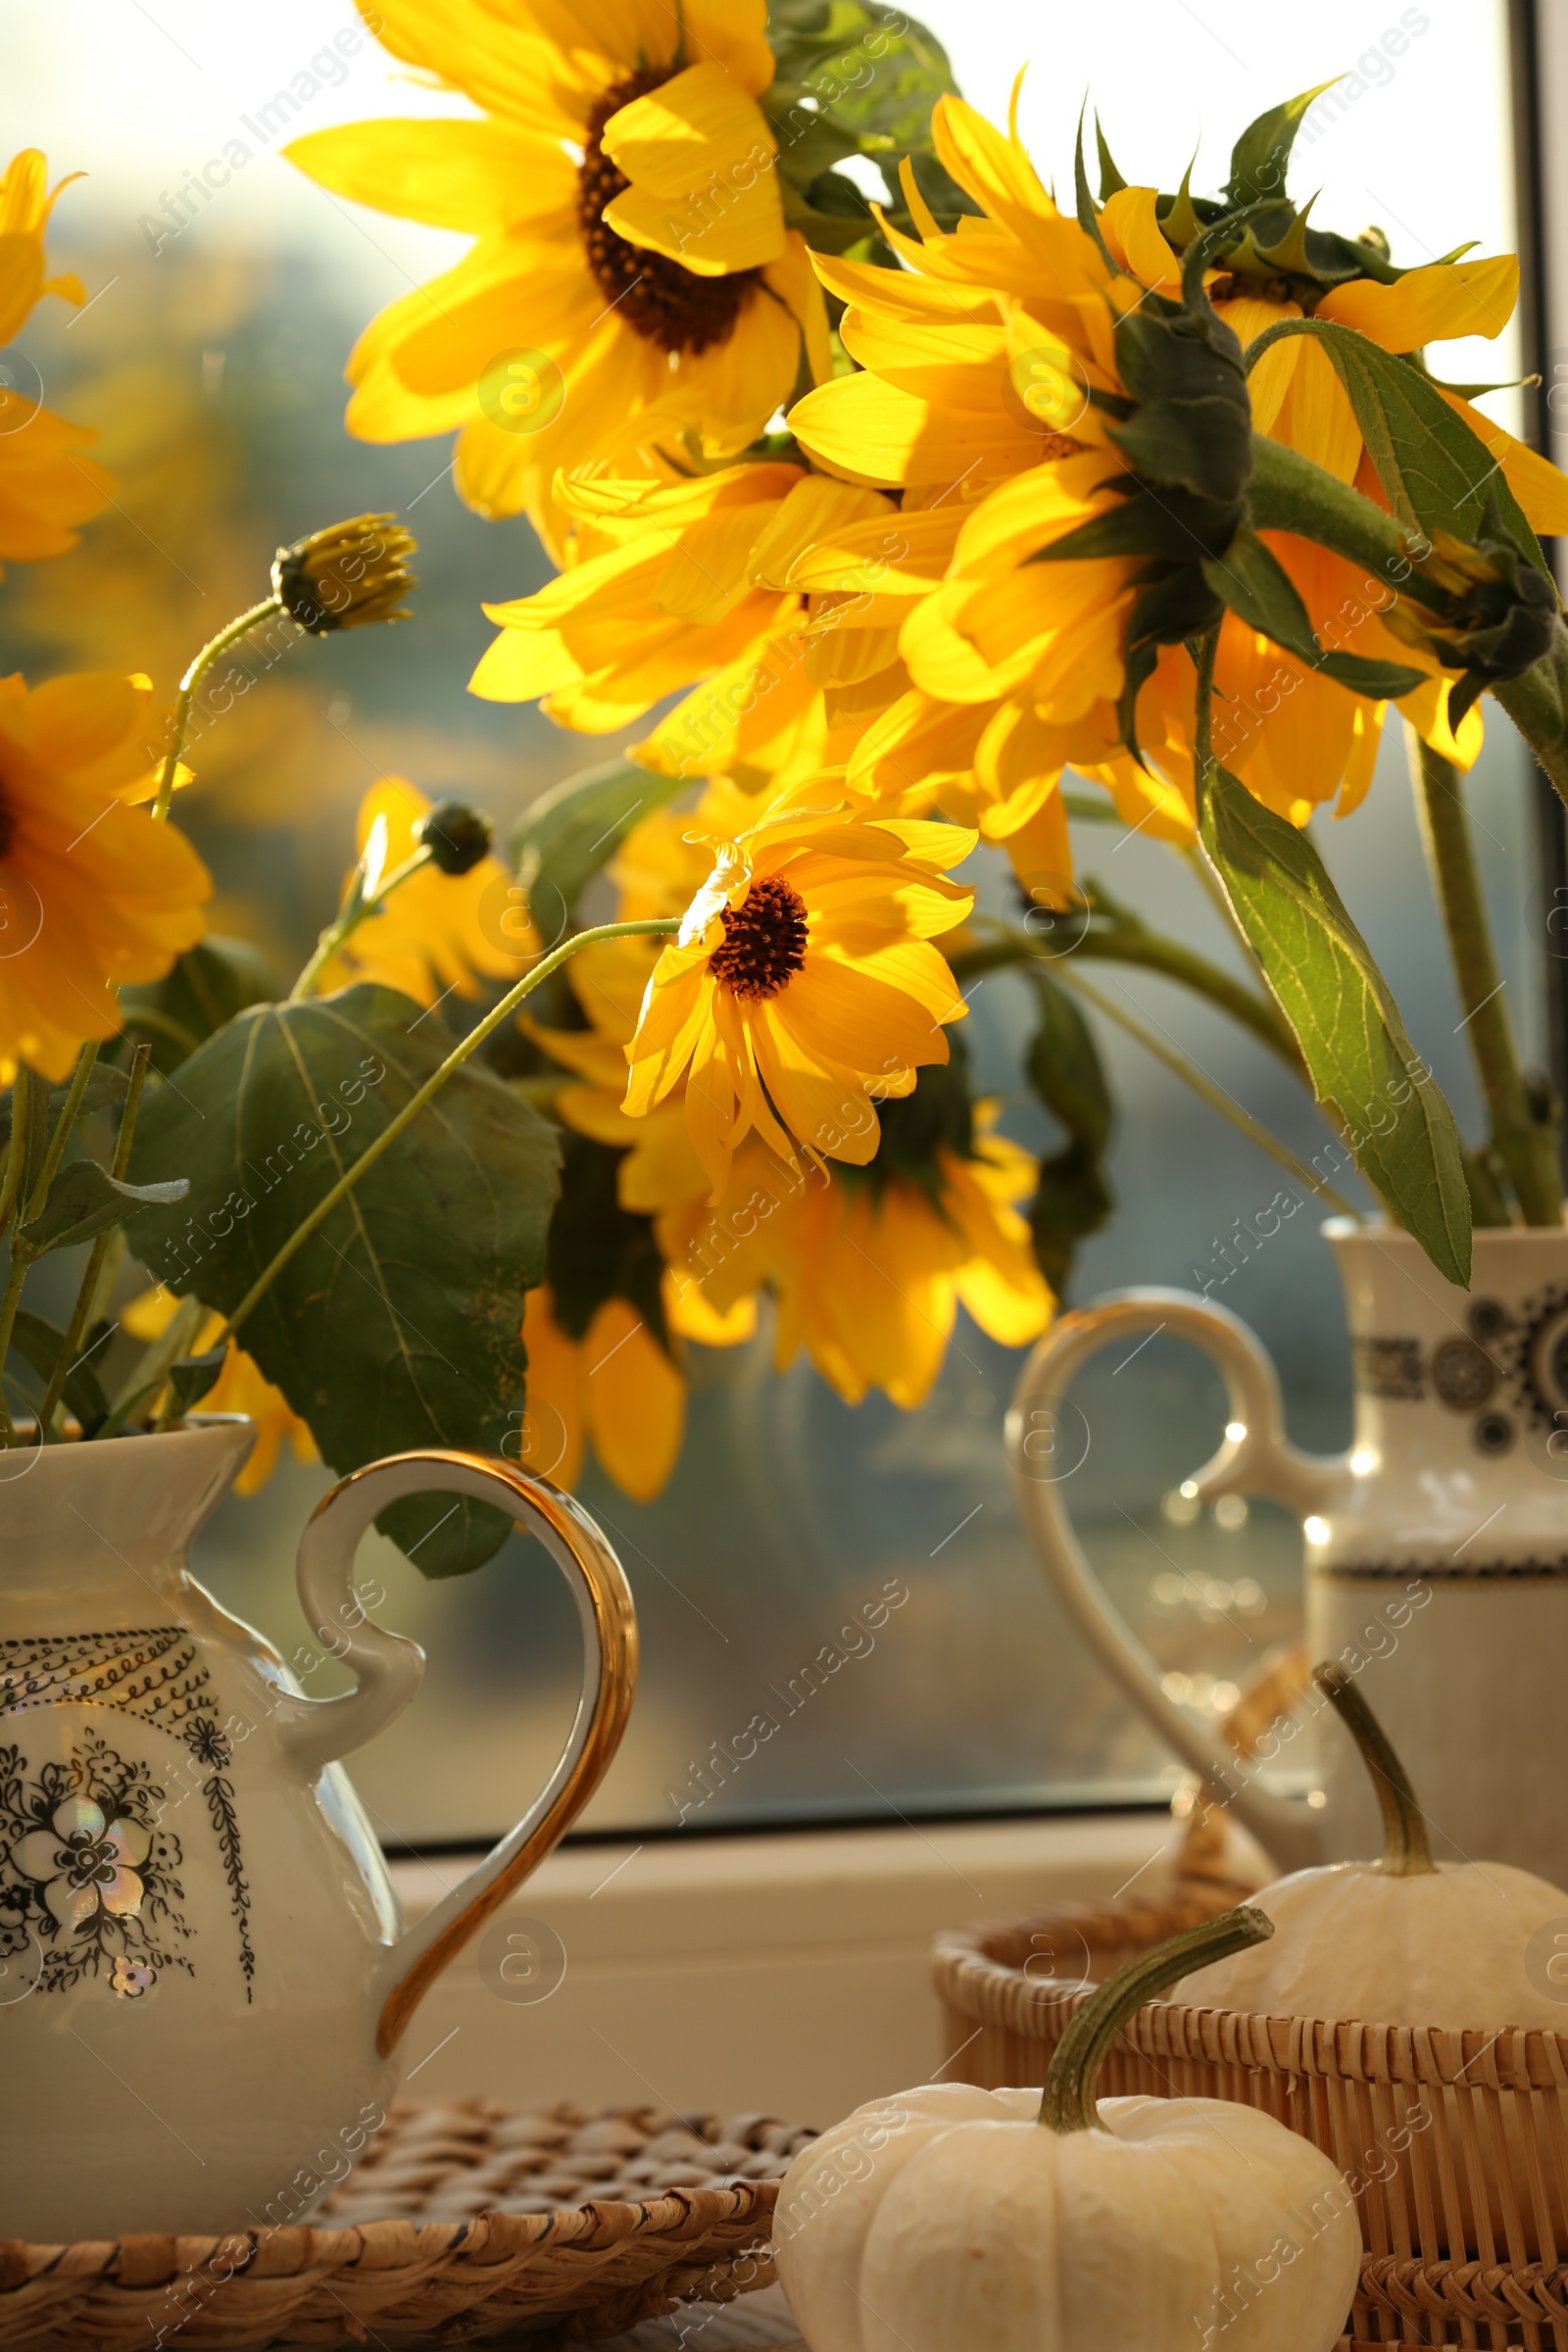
[
  {"x1": 1005, "y1": 1288, "x2": 1350, "y2": 1875},
  {"x1": 281, "y1": 1449, "x2": 637, "y2": 2056}
]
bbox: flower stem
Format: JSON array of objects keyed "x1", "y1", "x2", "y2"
[
  {"x1": 1054, "y1": 965, "x2": 1357, "y2": 1213},
  {"x1": 151, "y1": 597, "x2": 284, "y2": 823},
  {"x1": 0, "y1": 1076, "x2": 36, "y2": 1448},
  {"x1": 208, "y1": 917, "x2": 680, "y2": 1350},
  {"x1": 948, "y1": 918, "x2": 1300, "y2": 1070},
  {"x1": 1039, "y1": 1904, "x2": 1273, "y2": 2132},
  {"x1": 1312, "y1": 1660, "x2": 1436, "y2": 1876},
  {"x1": 289, "y1": 844, "x2": 434, "y2": 1002},
  {"x1": 1192, "y1": 624, "x2": 1221, "y2": 811},
  {"x1": 1405, "y1": 729, "x2": 1561, "y2": 1226},
  {"x1": 0, "y1": 1044, "x2": 101, "y2": 1447},
  {"x1": 40, "y1": 1044, "x2": 152, "y2": 1440}
]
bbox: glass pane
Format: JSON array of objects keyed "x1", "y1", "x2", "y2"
[{"x1": 4, "y1": 0, "x2": 1532, "y2": 1846}]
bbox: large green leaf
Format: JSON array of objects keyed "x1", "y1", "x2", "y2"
[
  {"x1": 1203, "y1": 529, "x2": 1427, "y2": 699},
  {"x1": 123, "y1": 985, "x2": 562, "y2": 1576},
  {"x1": 512, "y1": 760, "x2": 687, "y2": 940},
  {"x1": 1245, "y1": 318, "x2": 1549, "y2": 577},
  {"x1": 1200, "y1": 767, "x2": 1471, "y2": 1285},
  {"x1": 122, "y1": 937, "x2": 277, "y2": 1072}
]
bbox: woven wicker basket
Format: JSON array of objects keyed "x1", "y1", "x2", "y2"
[
  {"x1": 0, "y1": 2098, "x2": 815, "y2": 2349},
  {"x1": 934, "y1": 1893, "x2": 1568, "y2": 2351}
]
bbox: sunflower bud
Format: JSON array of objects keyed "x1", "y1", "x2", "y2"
[
  {"x1": 1382, "y1": 507, "x2": 1560, "y2": 724},
  {"x1": 416, "y1": 799, "x2": 493, "y2": 876},
  {"x1": 271, "y1": 514, "x2": 417, "y2": 635}
]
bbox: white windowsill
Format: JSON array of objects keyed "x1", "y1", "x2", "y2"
[{"x1": 385, "y1": 1809, "x2": 1202, "y2": 2125}]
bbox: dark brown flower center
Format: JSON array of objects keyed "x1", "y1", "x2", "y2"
[
  {"x1": 709, "y1": 876, "x2": 808, "y2": 1001},
  {"x1": 577, "y1": 68, "x2": 762, "y2": 356}
]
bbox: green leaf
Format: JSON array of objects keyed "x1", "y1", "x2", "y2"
[
  {"x1": 1200, "y1": 767, "x2": 1471, "y2": 1284},
  {"x1": 8, "y1": 1310, "x2": 109, "y2": 1431},
  {"x1": 1202, "y1": 529, "x2": 1428, "y2": 699},
  {"x1": 10, "y1": 1068, "x2": 50, "y2": 1212},
  {"x1": 1225, "y1": 81, "x2": 1340, "y2": 206},
  {"x1": 0, "y1": 1065, "x2": 127, "y2": 1146},
  {"x1": 1245, "y1": 319, "x2": 1550, "y2": 578},
  {"x1": 123, "y1": 985, "x2": 563, "y2": 1577},
  {"x1": 546, "y1": 1130, "x2": 668, "y2": 1349},
  {"x1": 764, "y1": 0, "x2": 965, "y2": 214},
  {"x1": 513, "y1": 760, "x2": 688, "y2": 940},
  {"x1": 1023, "y1": 974, "x2": 1114, "y2": 1294},
  {"x1": 168, "y1": 1348, "x2": 226, "y2": 1418},
  {"x1": 122, "y1": 937, "x2": 278, "y2": 1073},
  {"x1": 19, "y1": 1160, "x2": 188, "y2": 1256}
]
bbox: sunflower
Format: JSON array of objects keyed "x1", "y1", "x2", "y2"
[
  {"x1": 622, "y1": 781, "x2": 974, "y2": 1198},
  {"x1": 313, "y1": 777, "x2": 536, "y2": 1004},
  {"x1": 0, "y1": 150, "x2": 112, "y2": 574},
  {"x1": 121, "y1": 1290, "x2": 317, "y2": 1494},
  {"x1": 285, "y1": 0, "x2": 828, "y2": 558},
  {"x1": 774, "y1": 1109, "x2": 1052, "y2": 1407},
  {"x1": 788, "y1": 94, "x2": 1567, "y2": 838},
  {"x1": 0, "y1": 671, "x2": 210, "y2": 1081},
  {"x1": 470, "y1": 460, "x2": 906, "y2": 794},
  {"x1": 515, "y1": 1284, "x2": 685, "y2": 1503}
]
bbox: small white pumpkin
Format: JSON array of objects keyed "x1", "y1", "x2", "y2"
[
  {"x1": 773, "y1": 1907, "x2": 1358, "y2": 2352},
  {"x1": 1183, "y1": 1663, "x2": 1568, "y2": 2032}
]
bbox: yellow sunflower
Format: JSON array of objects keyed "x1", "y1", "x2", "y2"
[
  {"x1": 313, "y1": 777, "x2": 537, "y2": 1004},
  {"x1": 773, "y1": 1112, "x2": 1052, "y2": 1408},
  {"x1": 470, "y1": 460, "x2": 905, "y2": 794},
  {"x1": 286, "y1": 0, "x2": 828, "y2": 557},
  {"x1": 622, "y1": 781, "x2": 974, "y2": 1197},
  {"x1": 0, "y1": 150, "x2": 112, "y2": 574},
  {"x1": 122, "y1": 1290, "x2": 318, "y2": 1494},
  {"x1": 515, "y1": 1283, "x2": 685, "y2": 1503},
  {"x1": 788, "y1": 94, "x2": 1566, "y2": 840},
  {"x1": 0, "y1": 671, "x2": 211, "y2": 1081}
]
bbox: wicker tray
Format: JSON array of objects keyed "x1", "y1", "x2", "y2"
[
  {"x1": 0, "y1": 2099, "x2": 817, "y2": 2350},
  {"x1": 934, "y1": 1895, "x2": 1568, "y2": 2351}
]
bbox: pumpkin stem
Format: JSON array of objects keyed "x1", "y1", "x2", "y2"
[
  {"x1": 1313, "y1": 1661, "x2": 1437, "y2": 1877},
  {"x1": 1038, "y1": 1904, "x2": 1273, "y2": 2133}
]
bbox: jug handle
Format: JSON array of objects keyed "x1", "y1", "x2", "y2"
[
  {"x1": 277, "y1": 1449, "x2": 637, "y2": 2056},
  {"x1": 1005, "y1": 1287, "x2": 1351, "y2": 1876}
]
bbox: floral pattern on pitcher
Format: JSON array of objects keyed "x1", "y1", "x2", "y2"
[
  {"x1": 0, "y1": 1626, "x2": 256, "y2": 1995},
  {"x1": 0, "y1": 1729, "x2": 191, "y2": 1995}
]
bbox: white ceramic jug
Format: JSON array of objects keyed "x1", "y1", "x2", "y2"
[
  {"x1": 0, "y1": 1417, "x2": 636, "y2": 2241},
  {"x1": 1006, "y1": 1221, "x2": 1568, "y2": 1885}
]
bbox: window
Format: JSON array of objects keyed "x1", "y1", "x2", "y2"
[{"x1": 7, "y1": 0, "x2": 1544, "y2": 1849}]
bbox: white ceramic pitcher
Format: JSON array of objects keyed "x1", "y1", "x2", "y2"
[
  {"x1": 1006, "y1": 1221, "x2": 1568, "y2": 1885},
  {"x1": 0, "y1": 1418, "x2": 636, "y2": 2241}
]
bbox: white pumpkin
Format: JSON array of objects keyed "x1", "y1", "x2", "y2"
[
  {"x1": 774, "y1": 1907, "x2": 1358, "y2": 2352},
  {"x1": 1183, "y1": 1663, "x2": 1568, "y2": 2032}
]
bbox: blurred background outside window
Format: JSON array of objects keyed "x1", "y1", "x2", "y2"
[{"x1": 1, "y1": 0, "x2": 1544, "y2": 1847}]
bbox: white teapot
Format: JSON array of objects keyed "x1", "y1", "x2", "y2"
[{"x1": 0, "y1": 1417, "x2": 635, "y2": 2242}]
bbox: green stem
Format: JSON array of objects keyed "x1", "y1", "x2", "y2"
[
  {"x1": 1040, "y1": 1904, "x2": 1273, "y2": 2132},
  {"x1": 948, "y1": 921, "x2": 1300, "y2": 1071},
  {"x1": 40, "y1": 1044, "x2": 152, "y2": 1440},
  {"x1": 0, "y1": 1076, "x2": 32, "y2": 1448},
  {"x1": 1054, "y1": 966, "x2": 1357, "y2": 1213},
  {"x1": 25, "y1": 1043, "x2": 99, "y2": 1225},
  {"x1": 289, "y1": 844, "x2": 434, "y2": 1002},
  {"x1": 1312, "y1": 1661, "x2": 1436, "y2": 1876},
  {"x1": 208, "y1": 917, "x2": 680, "y2": 1350},
  {"x1": 1406, "y1": 730, "x2": 1561, "y2": 1225},
  {"x1": 151, "y1": 597, "x2": 284, "y2": 823},
  {"x1": 1192, "y1": 624, "x2": 1221, "y2": 811}
]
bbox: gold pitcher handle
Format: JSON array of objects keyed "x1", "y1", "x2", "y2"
[{"x1": 290, "y1": 1448, "x2": 637, "y2": 2057}]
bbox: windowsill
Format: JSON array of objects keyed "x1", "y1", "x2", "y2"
[{"x1": 385, "y1": 1809, "x2": 1208, "y2": 2124}]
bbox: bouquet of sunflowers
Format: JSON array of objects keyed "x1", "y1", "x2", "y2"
[{"x1": 4, "y1": 1, "x2": 1568, "y2": 1576}]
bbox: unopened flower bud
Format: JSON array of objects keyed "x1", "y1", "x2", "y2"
[
  {"x1": 1383, "y1": 505, "x2": 1560, "y2": 723},
  {"x1": 271, "y1": 514, "x2": 417, "y2": 634},
  {"x1": 417, "y1": 799, "x2": 493, "y2": 875}
]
